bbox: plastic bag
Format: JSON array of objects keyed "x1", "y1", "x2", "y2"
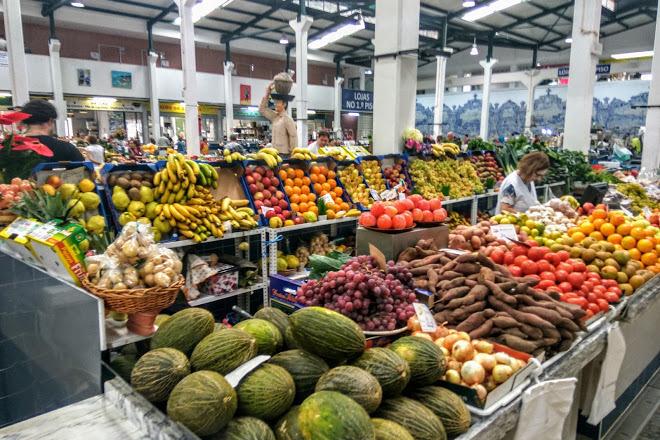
[{"x1": 613, "y1": 143, "x2": 632, "y2": 162}]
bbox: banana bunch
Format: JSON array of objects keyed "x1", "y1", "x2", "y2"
[
  {"x1": 291, "y1": 148, "x2": 318, "y2": 161},
  {"x1": 431, "y1": 144, "x2": 447, "y2": 157},
  {"x1": 322, "y1": 149, "x2": 348, "y2": 161},
  {"x1": 560, "y1": 195, "x2": 580, "y2": 210},
  {"x1": 448, "y1": 211, "x2": 470, "y2": 230},
  {"x1": 153, "y1": 153, "x2": 200, "y2": 204},
  {"x1": 223, "y1": 149, "x2": 247, "y2": 164},
  {"x1": 216, "y1": 197, "x2": 260, "y2": 230},
  {"x1": 249, "y1": 148, "x2": 282, "y2": 168},
  {"x1": 439, "y1": 142, "x2": 460, "y2": 155}
]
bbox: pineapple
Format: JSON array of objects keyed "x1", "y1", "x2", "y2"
[{"x1": 8, "y1": 189, "x2": 78, "y2": 224}]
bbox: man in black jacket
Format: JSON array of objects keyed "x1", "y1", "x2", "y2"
[{"x1": 21, "y1": 99, "x2": 84, "y2": 162}]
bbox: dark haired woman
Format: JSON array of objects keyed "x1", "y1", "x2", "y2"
[{"x1": 497, "y1": 151, "x2": 550, "y2": 214}]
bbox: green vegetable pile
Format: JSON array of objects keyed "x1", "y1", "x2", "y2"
[{"x1": 308, "y1": 251, "x2": 351, "y2": 280}]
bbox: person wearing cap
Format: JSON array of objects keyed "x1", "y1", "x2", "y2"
[
  {"x1": 21, "y1": 99, "x2": 84, "y2": 162},
  {"x1": 259, "y1": 82, "x2": 297, "y2": 155}
]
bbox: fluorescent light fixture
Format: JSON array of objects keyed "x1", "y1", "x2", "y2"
[
  {"x1": 641, "y1": 73, "x2": 652, "y2": 81},
  {"x1": 565, "y1": 36, "x2": 572, "y2": 43},
  {"x1": 173, "y1": 0, "x2": 234, "y2": 25},
  {"x1": 347, "y1": 112, "x2": 360, "y2": 116},
  {"x1": 0, "y1": 92, "x2": 11, "y2": 97},
  {"x1": 247, "y1": 106, "x2": 259, "y2": 112},
  {"x1": 365, "y1": 69, "x2": 373, "y2": 74},
  {"x1": 91, "y1": 97, "x2": 116, "y2": 104},
  {"x1": 611, "y1": 51, "x2": 653, "y2": 60},
  {"x1": 79, "y1": 111, "x2": 88, "y2": 114},
  {"x1": 463, "y1": 0, "x2": 476, "y2": 6},
  {"x1": 307, "y1": 110, "x2": 316, "y2": 115},
  {"x1": 279, "y1": 33, "x2": 289, "y2": 45},
  {"x1": 462, "y1": 0, "x2": 524, "y2": 22},
  {"x1": 470, "y1": 38, "x2": 479, "y2": 56},
  {"x1": 70, "y1": 2, "x2": 85, "y2": 7},
  {"x1": 309, "y1": 14, "x2": 365, "y2": 50}
]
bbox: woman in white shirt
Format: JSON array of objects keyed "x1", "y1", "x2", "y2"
[
  {"x1": 497, "y1": 152, "x2": 549, "y2": 214},
  {"x1": 84, "y1": 135, "x2": 105, "y2": 166}
]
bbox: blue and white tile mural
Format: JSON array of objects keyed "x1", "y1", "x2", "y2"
[{"x1": 416, "y1": 80, "x2": 650, "y2": 140}]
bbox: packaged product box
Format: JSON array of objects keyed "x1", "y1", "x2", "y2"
[
  {"x1": 356, "y1": 225, "x2": 449, "y2": 261},
  {"x1": 27, "y1": 221, "x2": 87, "y2": 286},
  {"x1": 0, "y1": 217, "x2": 43, "y2": 266},
  {"x1": 343, "y1": 145, "x2": 370, "y2": 159},
  {"x1": 206, "y1": 262, "x2": 239, "y2": 296},
  {"x1": 269, "y1": 273, "x2": 306, "y2": 313}
]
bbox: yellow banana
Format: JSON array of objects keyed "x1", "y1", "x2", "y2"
[
  {"x1": 168, "y1": 217, "x2": 176, "y2": 227},
  {"x1": 167, "y1": 193, "x2": 176, "y2": 205},
  {"x1": 174, "y1": 189, "x2": 185, "y2": 202},
  {"x1": 176, "y1": 222, "x2": 190, "y2": 231},
  {"x1": 162, "y1": 204, "x2": 171, "y2": 218},
  {"x1": 261, "y1": 147, "x2": 279, "y2": 156},
  {"x1": 231, "y1": 199, "x2": 250, "y2": 207},
  {"x1": 153, "y1": 171, "x2": 161, "y2": 186},
  {"x1": 186, "y1": 160, "x2": 200, "y2": 175},
  {"x1": 183, "y1": 162, "x2": 197, "y2": 184},
  {"x1": 236, "y1": 207, "x2": 255, "y2": 215},
  {"x1": 160, "y1": 168, "x2": 169, "y2": 182},
  {"x1": 168, "y1": 204, "x2": 186, "y2": 221},
  {"x1": 172, "y1": 181, "x2": 181, "y2": 193},
  {"x1": 221, "y1": 197, "x2": 231, "y2": 212},
  {"x1": 180, "y1": 229, "x2": 194, "y2": 238}
]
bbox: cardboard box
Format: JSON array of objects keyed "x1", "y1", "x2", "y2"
[
  {"x1": 269, "y1": 274, "x2": 305, "y2": 314},
  {"x1": 27, "y1": 222, "x2": 87, "y2": 285},
  {"x1": 0, "y1": 218, "x2": 43, "y2": 266},
  {"x1": 343, "y1": 145, "x2": 370, "y2": 159},
  {"x1": 356, "y1": 225, "x2": 449, "y2": 261}
]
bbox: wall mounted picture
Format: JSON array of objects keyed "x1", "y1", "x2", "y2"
[
  {"x1": 77, "y1": 68, "x2": 91, "y2": 86},
  {"x1": 111, "y1": 70, "x2": 132, "y2": 89},
  {"x1": 240, "y1": 84, "x2": 251, "y2": 105}
]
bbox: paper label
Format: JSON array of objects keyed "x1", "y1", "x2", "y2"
[
  {"x1": 621, "y1": 207, "x2": 635, "y2": 218},
  {"x1": 370, "y1": 189, "x2": 380, "y2": 201},
  {"x1": 321, "y1": 193, "x2": 334, "y2": 205},
  {"x1": 222, "y1": 220, "x2": 232, "y2": 233},
  {"x1": 490, "y1": 224, "x2": 518, "y2": 241},
  {"x1": 261, "y1": 206, "x2": 275, "y2": 216},
  {"x1": 643, "y1": 206, "x2": 652, "y2": 219},
  {"x1": 368, "y1": 243, "x2": 387, "y2": 271},
  {"x1": 398, "y1": 192, "x2": 406, "y2": 200},
  {"x1": 413, "y1": 303, "x2": 437, "y2": 332},
  {"x1": 380, "y1": 189, "x2": 396, "y2": 201}
]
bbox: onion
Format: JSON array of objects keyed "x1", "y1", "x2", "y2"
[
  {"x1": 452, "y1": 340, "x2": 475, "y2": 363},
  {"x1": 445, "y1": 370, "x2": 461, "y2": 384},
  {"x1": 434, "y1": 337, "x2": 445, "y2": 349},
  {"x1": 475, "y1": 340, "x2": 494, "y2": 354},
  {"x1": 456, "y1": 331, "x2": 471, "y2": 342},
  {"x1": 493, "y1": 352, "x2": 511, "y2": 365},
  {"x1": 407, "y1": 315, "x2": 421, "y2": 332},
  {"x1": 447, "y1": 360, "x2": 462, "y2": 372},
  {"x1": 439, "y1": 347, "x2": 450, "y2": 358},
  {"x1": 474, "y1": 353, "x2": 497, "y2": 372},
  {"x1": 412, "y1": 331, "x2": 433, "y2": 341},
  {"x1": 443, "y1": 333, "x2": 462, "y2": 351},
  {"x1": 492, "y1": 364, "x2": 514, "y2": 384},
  {"x1": 434, "y1": 325, "x2": 450, "y2": 339},
  {"x1": 484, "y1": 375, "x2": 497, "y2": 392},
  {"x1": 472, "y1": 384, "x2": 487, "y2": 401},
  {"x1": 461, "y1": 360, "x2": 486, "y2": 385}
]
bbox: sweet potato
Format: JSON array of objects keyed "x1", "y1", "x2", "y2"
[
  {"x1": 557, "y1": 317, "x2": 579, "y2": 332},
  {"x1": 413, "y1": 279, "x2": 430, "y2": 289},
  {"x1": 439, "y1": 256, "x2": 452, "y2": 265},
  {"x1": 415, "y1": 247, "x2": 438, "y2": 258},
  {"x1": 455, "y1": 263, "x2": 481, "y2": 275},
  {"x1": 410, "y1": 253, "x2": 445, "y2": 268},
  {"x1": 416, "y1": 238, "x2": 436, "y2": 250},
  {"x1": 477, "y1": 267, "x2": 496, "y2": 284},
  {"x1": 496, "y1": 281, "x2": 517, "y2": 293},
  {"x1": 519, "y1": 323, "x2": 544, "y2": 340},
  {"x1": 428, "y1": 269, "x2": 439, "y2": 294},
  {"x1": 476, "y1": 253, "x2": 496, "y2": 269},
  {"x1": 433, "y1": 309, "x2": 451, "y2": 323},
  {"x1": 497, "y1": 334, "x2": 539, "y2": 354},
  {"x1": 554, "y1": 301, "x2": 587, "y2": 320},
  {"x1": 446, "y1": 294, "x2": 476, "y2": 310},
  {"x1": 469, "y1": 319, "x2": 494, "y2": 339},
  {"x1": 410, "y1": 264, "x2": 440, "y2": 275},
  {"x1": 456, "y1": 253, "x2": 478, "y2": 264},
  {"x1": 397, "y1": 247, "x2": 419, "y2": 263},
  {"x1": 558, "y1": 328, "x2": 575, "y2": 341},
  {"x1": 464, "y1": 279, "x2": 478, "y2": 288},
  {"x1": 558, "y1": 337, "x2": 574, "y2": 352},
  {"x1": 483, "y1": 309, "x2": 496, "y2": 319},
  {"x1": 450, "y1": 301, "x2": 487, "y2": 322},
  {"x1": 542, "y1": 328, "x2": 561, "y2": 344},
  {"x1": 494, "y1": 264, "x2": 512, "y2": 277},
  {"x1": 503, "y1": 327, "x2": 530, "y2": 340},
  {"x1": 483, "y1": 280, "x2": 517, "y2": 307},
  {"x1": 470, "y1": 284, "x2": 490, "y2": 301},
  {"x1": 546, "y1": 290, "x2": 561, "y2": 301},
  {"x1": 456, "y1": 312, "x2": 486, "y2": 333},
  {"x1": 491, "y1": 313, "x2": 519, "y2": 329},
  {"x1": 487, "y1": 296, "x2": 555, "y2": 329},
  {"x1": 526, "y1": 288, "x2": 558, "y2": 302},
  {"x1": 442, "y1": 260, "x2": 459, "y2": 272},
  {"x1": 519, "y1": 306, "x2": 563, "y2": 325},
  {"x1": 439, "y1": 277, "x2": 467, "y2": 290},
  {"x1": 440, "y1": 286, "x2": 471, "y2": 303},
  {"x1": 439, "y1": 270, "x2": 462, "y2": 281},
  {"x1": 513, "y1": 276, "x2": 540, "y2": 286}
]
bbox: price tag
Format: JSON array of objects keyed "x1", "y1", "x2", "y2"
[
  {"x1": 490, "y1": 224, "x2": 518, "y2": 241},
  {"x1": 370, "y1": 189, "x2": 380, "y2": 201},
  {"x1": 643, "y1": 206, "x2": 652, "y2": 219},
  {"x1": 392, "y1": 183, "x2": 402, "y2": 192},
  {"x1": 223, "y1": 220, "x2": 232, "y2": 233},
  {"x1": 320, "y1": 193, "x2": 334, "y2": 205},
  {"x1": 398, "y1": 192, "x2": 406, "y2": 200},
  {"x1": 380, "y1": 189, "x2": 396, "y2": 201},
  {"x1": 261, "y1": 206, "x2": 275, "y2": 216},
  {"x1": 621, "y1": 207, "x2": 635, "y2": 218},
  {"x1": 413, "y1": 303, "x2": 437, "y2": 332}
]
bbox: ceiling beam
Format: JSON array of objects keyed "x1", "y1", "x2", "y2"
[
  {"x1": 222, "y1": 1, "x2": 286, "y2": 42},
  {"x1": 41, "y1": 0, "x2": 71, "y2": 17},
  {"x1": 148, "y1": 3, "x2": 177, "y2": 27}
]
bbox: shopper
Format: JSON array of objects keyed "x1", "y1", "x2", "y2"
[
  {"x1": 463, "y1": 134, "x2": 470, "y2": 144},
  {"x1": 224, "y1": 134, "x2": 244, "y2": 155},
  {"x1": 258, "y1": 82, "x2": 297, "y2": 155},
  {"x1": 307, "y1": 130, "x2": 329, "y2": 154},
  {"x1": 176, "y1": 132, "x2": 187, "y2": 155},
  {"x1": 21, "y1": 99, "x2": 85, "y2": 162},
  {"x1": 84, "y1": 135, "x2": 105, "y2": 166},
  {"x1": 497, "y1": 151, "x2": 549, "y2": 214},
  {"x1": 128, "y1": 139, "x2": 142, "y2": 159},
  {"x1": 200, "y1": 137, "x2": 209, "y2": 155}
]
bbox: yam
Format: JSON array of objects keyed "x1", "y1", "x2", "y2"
[
  {"x1": 397, "y1": 247, "x2": 418, "y2": 263},
  {"x1": 487, "y1": 296, "x2": 555, "y2": 329},
  {"x1": 439, "y1": 270, "x2": 462, "y2": 281},
  {"x1": 456, "y1": 253, "x2": 478, "y2": 264},
  {"x1": 519, "y1": 306, "x2": 563, "y2": 325},
  {"x1": 470, "y1": 285, "x2": 490, "y2": 302},
  {"x1": 557, "y1": 318, "x2": 579, "y2": 332},
  {"x1": 410, "y1": 264, "x2": 440, "y2": 276},
  {"x1": 546, "y1": 290, "x2": 561, "y2": 301},
  {"x1": 439, "y1": 276, "x2": 467, "y2": 290},
  {"x1": 476, "y1": 253, "x2": 496, "y2": 269},
  {"x1": 433, "y1": 310, "x2": 451, "y2": 323},
  {"x1": 455, "y1": 263, "x2": 481, "y2": 275},
  {"x1": 410, "y1": 253, "x2": 445, "y2": 268},
  {"x1": 494, "y1": 264, "x2": 512, "y2": 277},
  {"x1": 554, "y1": 302, "x2": 587, "y2": 320},
  {"x1": 416, "y1": 238, "x2": 437, "y2": 250},
  {"x1": 496, "y1": 281, "x2": 517, "y2": 293},
  {"x1": 464, "y1": 279, "x2": 478, "y2": 288},
  {"x1": 450, "y1": 301, "x2": 487, "y2": 322},
  {"x1": 558, "y1": 328, "x2": 575, "y2": 341},
  {"x1": 513, "y1": 276, "x2": 541, "y2": 286},
  {"x1": 497, "y1": 334, "x2": 539, "y2": 354},
  {"x1": 558, "y1": 337, "x2": 574, "y2": 352},
  {"x1": 415, "y1": 247, "x2": 438, "y2": 258},
  {"x1": 503, "y1": 327, "x2": 529, "y2": 340},
  {"x1": 483, "y1": 280, "x2": 517, "y2": 307},
  {"x1": 483, "y1": 309, "x2": 496, "y2": 319},
  {"x1": 469, "y1": 319, "x2": 494, "y2": 339},
  {"x1": 413, "y1": 279, "x2": 430, "y2": 290},
  {"x1": 519, "y1": 323, "x2": 544, "y2": 340},
  {"x1": 541, "y1": 328, "x2": 561, "y2": 345},
  {"x1": 445, "y1": 295, "x2": 476, "y2": 310},
  {"x1": 440, "y1": 286, "x2": 471, "y2": 303},
  {"x1": 456, "y1": 312, "x2": 486, "y2": 333},
  {"x1": 439, "y1": 256, "x2": 452, "y2": 265},
  {"x1": 427, "y1": 269, "x2": 439, "y2": 294},
  {"x1": 477, "y1": 267, "x2": 496, "y2": 284},
  {"x1": 491, "y1": 314, "x2": 519, "y2": 329}
]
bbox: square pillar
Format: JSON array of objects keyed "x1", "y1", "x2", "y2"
[
  {"x1": 147, "y1": 52, "x2": 161, "y2": 139},
  {"x1": 433, "y1": 55, "x2": 447, "y2": 138},
  {"x1": 479, "y1": 59, "x2": 497, "y2": 140},
  {"x1": 3, "y1": 0, "x2": 29, "y2": 106},
  {"x1": 641, "y1": 5, "x2": 660, "y2": 170},
  {"x1": 290, "y1": 16, "x2": 314, "y2": 148},
  {"x1": 224, "y1": 61, "x2": 234, "y2": 137}
]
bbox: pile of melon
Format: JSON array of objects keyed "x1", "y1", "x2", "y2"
[{"x1": 113, "y1": 306, "x2": 472, "y2": 439}]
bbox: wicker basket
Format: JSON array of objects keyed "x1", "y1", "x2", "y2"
[
  {"x1": 83, "y1": 275, "x2": 184, "y2": 314},
  {"x1": 273, "y1": 72, "x2": 293, "y2": 95},
  {"x1": 0, "y1": 210, "x2": 18, "y2": 226}
]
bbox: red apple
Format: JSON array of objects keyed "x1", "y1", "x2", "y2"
[
  {"x1": 263, "y1": 199, "x2": 272, "y2": 207},
  {"x1": 265, "y1": 170, "x2": 274, "y2": 178},
  {"x1": 254, "y1": 191, "x2": 264, "y2": 200},
  {"x1": 248, "y1": 184, "x2": 258, "y2": 194},
  {"x1": 256, "y1": 182, "x2": 265, "y2": 191},
  {"x1": 273, "y1": 206, "x2": 282, "y2": 214},
  {"x1": 265, "y1": 210, "x2": 277, "y2": 219},
  {"x1": 282, "y1": 209, "x2": 291, "y2": 219},
  {"x1": 294, "y1": 216, "x2": 305, "y2": 225},
  {"x1": 277, "y1": 214, "x2": 285, "y2": 222},
  {"x1": 262, "y1": 177, "x2": 271, "y2": 187},
  {"x1": 253, "y1": 173, "x2": 262, "y2": 182},
  {"x1": 270, "y1": 196, "x2": 279, "y2": 206},
  {"x1": 271, "y1": 177, "x2": 280, "y2": 186},
  {"x1": 268, "y1": 186, "x2": 278, "y2": 194},
  {"x1": 254, "y1": 200, "x2": 264, "y2": 210},
  {"x1": 278, "y1": 199, "x2": 288, "y2": 210},
  {"x1": 275, "y1": 191, "x2": 284, "y2": 199},
  {"x1": 262, "y1": 189, "x2": 272, "y2": 199},
  {"x1": 245, "y1": 175, "x2": 255, "y2": 185},
  {"x1": 255, "y1": 166, "x2": 266, "y2": 175},
  {"x1": 244, "y1": 167, "x2": 252, "y2": 175}
]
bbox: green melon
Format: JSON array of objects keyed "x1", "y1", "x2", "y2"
[
  {"x1": 209, "y1": 416, "x2": 276, "y2": 440},
  {"x1": 315, "y1": 366, "x2": 382, "y2": 414},
  {"x1": 254, "y1": 307, "x2": 289, "y2": 336},
  {"x1": 214, "y1": 322, "x2": 229, "y2": 332},
  {"x1": 234, "y1": 318, "x2": 283, "y2": 355},
  {"x1": 373, "y1": 397, "x2": 446, "y2": 440},
  {"x1": 155, "y1": 314, "x2": 171, "y2": 327},
  {"x1": 274, "y1": 405, "x2": 304, "y2": 440},
  {"x1": 289, "y1": 307, "x2": 366, "y2": 361},
  {"x1": 350, "y1": 347, "x2": 411, "y2": 397},
  {"x1": 191, "y1": 328, "x2": 258, "y2": 375},
  {"x1": 151, "y1": 308, "x2": 215, "y2": 355},
  {"x1": 269, "y1": 349, "x2": 329, "y2": 403},
  {"x1": 299, "y1": 391, "x2": 374, "y2": 440},
  {"x1": 130, "y1": 348, "x2": 190, "y2": 402},
  {"x1": 407, "y1": 386, "x2": 471, "y2": 437},
  {"x1": 371, "y1": 418, "x2": 415, "y2": 440},
  {"x1": 236, "y1": 363, "x2": 295, "y2": 421},
  {"x1": 285, "y1": 325, "x2": 302, "y2": 349},
  {"x1": 167, "y1": 370, "x2": 237, "y2": 437},
  {"x1": 110, "y1": 355, "x2": 137, "y2": 383},
  {"x1": 389, "y1": 336, "x2": 446, "y2": 387}
]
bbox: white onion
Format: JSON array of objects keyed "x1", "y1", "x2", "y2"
[
  {"x1": 492, "y1": 364, "x2": 514, "y2": 384},
  {"x1": 461, "y1": 360, "x2": 486, "y2": 385},
  {"x1": 475, "y1": 340, "x2": 494, "y2": 354},
  {"x1": 445, "y1": 370, "x2": 461, "y2": 384},
  {"x1": 493, "y1": 352, "x2": 511, "y2": 365},
  {"x1": 474, "y1": 353, "x2": 497, "y2": 372},
  {"x1": 472, "y1": 384, "x2": 487, "y2": 401},
  {"x1": 452, "y1": 340, "x2": 475, "y2": 363}
]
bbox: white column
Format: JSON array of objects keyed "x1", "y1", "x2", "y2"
[
  {"x1": 641, "y1": 5, "x2": 660, "y2": 170},
  {"x1": 223, "y1": 61, "x2": 234, "y2": 137},
  {"x1": 97, "y1": 111, "x2": 109, "y2": 139},
  {"x1": 217, "y1": 109, "x2": 224, "y2": 141},
  {"x1": 479, "y1": 59, "x2": 497, "y2": 140},
  {"x1": 147, "y1": 52, "x2": 160, "y2": 139},
  {"x1": 359, "y1": 68, "x2": 366, "y2": 90},
  {"x1": 286, "y1": 68, "x2": 294, "y2": 117},
  {"x1": 175, "y1": 0, "x2": 200, "y2": 156},
  {"x1": 290, "y1": 16, "x2": 314, "y2": 148},
  {"x1": 47, "y1": 39, "x2": 66, "y2": 136},
  {"x1": 524, "y1": 70, "x2": 543, "y2": 137},
  {"x1": 564, "y1": 0, "x2": 602, "y2": 152},
  {"x1": 141, "y1": 109, "x2": 150, "y2": 144},
  {"x1": 433, "y1": 55, "x2": 447, "y2": 139},
  {"x1": 372, "y1": 0, "x2": 420, "y2": 154},
  {"x1": 3, "y1": 0, "x2": 29, "y2": 106},
  {"x1": 334, "y1": 76, "x2": 344, "y2": 139}
]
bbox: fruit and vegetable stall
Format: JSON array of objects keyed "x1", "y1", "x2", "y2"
[{"x1": 0, "y1": 142, "x2": 659, "y2": 439}]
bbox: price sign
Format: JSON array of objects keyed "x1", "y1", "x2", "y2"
[
  {"x1": 370, "y1": 189, "x2": 380, "y2": 201},
  {"x1": 490, "y1": 224, "x2": 518, "y2": 241},
  {"x1": 413, "y1": 303, "x2": 437, "y2": 332},
  {"x1": 261, "y1": 206, "x2": 275, "y2": 216},
  {"x1": 321, "y1": 193, "x2": 334, "y2": 205},
  {"x1": 643, "y1": 207, "x2": 652, "y2": 219},
  {"x1": 621, "y1": 207, "x2": 635, "y2": 218},
  {"x1": 398, "y1": 192, "x2": 406, "y2": 200},
  {"x1": 380, "y1": 189, "x2": 397, "y2": 201}
]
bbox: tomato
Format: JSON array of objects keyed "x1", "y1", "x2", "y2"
[
  {"x1": 513, "y1": 255, "x2": 528, "y2": 267},
  {"x1": 521, "y1": 260, "x2": 539, "y2": 275},
  {"x1": 527, "y1": 274, "x2": 541, "y2": 280},
  {"x1": 588, "y1": 303, "x2": 601, "y2": 315},
  {"x1": 587, "y1": 292, "x2": 598, "y2": 303},
  {"x1": 583, "y1": 280, "x2": 595, "y2": 291},
  {"x1": 557, "y1": 262, "x2": 574, "y2": 274},
  {"x1": 605, "y1": 292, "x2": 620, "y2": 303},
  {"x1": 556, "y1": 250, "x2": 570, "y2": 262},
  {"x1": 537, "y1": 280, "x2": 556, "y2": 290},
  {"x1": 608, "y1": 287, "x2": 622, "y2": 297},
  {"x1": 504, "y1": 252, "x2": 516, "y2": 265},
  {"x1": 593, "y1": 285, "x2": 607, "y2": 295},
  {"x1": 490, "y1": 249, "x2": 505, "y2": 264},
  {"x1": 575, "y1": 290, "x2": 587, "y2": 298},
  {"x1": 571, "y1": 261, "x2": 587, "y2": 273},
  {"x1": 560, "y1": 294, "x2": 568, "y2": 302},
  {"x1": 566, "y1": 296, "x2": 588, "y2": 310},
  {"x1": 555, "y1": 270, "x2": 569, "y2": 283},
  {"x1": 544, "y1": 252, "x2": 556, "y2": 262},
  {"x1": 537, "y1": 260, "x2": 553, "y2": 273},
  {"x1": 540, "y1": 271, "x2": 556, "y2": 282},
  {"x1": 508, "y1": 265, "x2": 523, "y2": 277},
  {"x1": 567, "y1": 272, "x2": 586, "y2": 289},
  {"x1": 512, "y1": 245, "x2": 528, "y2": 257},
  {"x1": 596, "y1": 298, "x2": 610, "y2": 312},
  {"x1": 558, "y1": 281, "x2": 574, "y2": 293},
  {"x1": 601, "y1": 279, "x2": 618, "y2": 289},
  {"x1": 584, "y1": 309, "x2": 595, "y2": 320},
  {"x1": 525, "y1": 239, "x2": 539, "y2": 247},
  {"x1": 528, "y1": 247, "x2": 546, "y2": 261},
  {"x1": 564, "y1": 292, "x2": 578, "y2": 300}
]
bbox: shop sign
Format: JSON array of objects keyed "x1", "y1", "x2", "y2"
[
  {"x1": 557, "y1": 64, "x2": 610, "y2": 77},
  {"x1": 151, "y1": 103, "x2": 220, "y2": 115},
  {"x1": 341, "y1": 89, "x2": 373, "y2": 112},
  {"x1": 240, "y1": 85, "x2": 251, "y2": 105},
  {"x1": 66, "y1": 98, "x2": 144, "y2": 111}
]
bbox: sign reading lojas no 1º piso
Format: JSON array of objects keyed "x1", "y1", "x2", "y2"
[{"x1": 341, "y1": 89, "x2": 373, "y2": 112}]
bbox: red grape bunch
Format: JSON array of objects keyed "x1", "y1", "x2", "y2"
[{"x1": 296, "y1": 255, "x2": 419, "y2": 331}]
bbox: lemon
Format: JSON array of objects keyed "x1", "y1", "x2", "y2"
[
  {"x1": 68, "y1": 199, "x2": 85, "y2": 218},
  {"x1": 79, "y1": 192, "x2": 101, "y2": 210},
  {"x1": 86, "y1": 215, "x2": 106, "y2": 234},
  {"x1": 78, "y1": 179, "x2": 96, "y2": 193}
]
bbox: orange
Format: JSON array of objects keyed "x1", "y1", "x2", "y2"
[
  {"x1": 340, "y1": 202, "x2": 350, "y2": 211},
  {"x1": 637, "y1": 238, "x2": 654, "y2": 253},
  {"x1": 310, "y1": 174, "x2": 318, "y2": 183},
  {"x1": 592, "y1": 209, "x2": 608, "y2": 220},
  {"x1": 656, "y1": 244, "x2": 660, "y2": 254},
  {"x1": 301, "y1": 185, "x2": 310, "y2": 194},
  {"x1": 607, "y1": 234, "x2": 623, "y2": 245},
  {"x1": 642, "y1": 252, "x2": 658, "y2": 266},
  {"x1": 589, "y1": 231, "x2": 604, "y2": 241},
  {"x1": 319, "y1": 190, "x2": 329, "y2": 197},
  {"x1": 314, "y1": 183, "x2": 323, "y2": 193},
  {"x1": 310, "y1": 165, "x2": 320, "y2": 175},
  {"x1": 328, "y1": 179, "x2": 337, "y2": 189},
  {"x1": 279, "y1": 170, "x2": 288, "y2": 180},
  {"x1": 617, "y1": 224, "x2": 632, "y2": 236},
  {"x1": 327, "y1": 209, "x2": 336, "y2": 219},
  {"x1": 319, "y1": 166, "x2": 328, "y2": 175},
  {"x1": 299, "y1": 202, "x2": 309, "y2": 212},
  {"x1": 630, "y1": 227, "x2": 647, "y2": 241},
  {"x1": 322, "y1": 183, "x2": 331, "y2": 192},
  {"x1": 628, "y1": 247, "x2": 641, "y2": 260},
  {"x1": 621, "y1": 236, "x2": 637, "y2": 250},
  {"x1": 600, "y1": 223, "x2": 615, "y2": 237},
  {"x1": 567, "y1": 227, "x2": 580, "y2": 236},
  {"x1": 302, "y1": 176, "x2": 311, "y2": 186},
  {"x1": 317, "y1": 174, "x2": 326, "y2": 184},
  {"x1": 610, "y1": 213, "x2": 625, "y2": 227},
  {"x1": 289, "y1": 194, "x2": 300, "y2": 204},
  {"x1": 290, "y1": 202, "x2": 299, "y2": 212},
  {"x1": 333, "y1": 187, "x2": 343, "y2": 197},
  {"x1": 293, "y1": 186, "x2": 301, "y2": 195},
  {"x1": 592, "y1": 218, "x2": 606, "y2": 230},
  {"x1": 307, "y1": 193, "x2": 316, "y2": 202},
  {"x1": 308, "y1": 206, "x2": 318, "y2": 215},
  {"x1": 326, "y1": 203, "x2": 338, "y2": 212},
  {"x1": 295, "y1": 169, "x2": 304, "y2": 179},
  {"x1": 284, "y1": 185, "x2": 294, "y2": 196},
  {"x1": 328, "y1": 170, "x2": 336, "y2": 179},
  {"x1": 293, "y1": 177, "x2": 303, "y2": 187},
  {"x1": 334, "y1": 197, "x2": 343, "y2": 206},
  {"x1": 571, "y1": 232, "x2": 586, "y2": 243},
  {"x1": 579, "y1": 222, "x2": 595, "y2": 235},
  {"x1": 647, "y1": 264, "x2": 660, "y2": 274},
  {"x1": 614, "y1": 244, "x2": 624, "y2": 251},
  {"x1": 285, "y1": 178, "x2": 295, "y2": 187},
  {"x1": 299, "y1": 194, "x2": 308, "y2": 203},
  {"x1": 287, "y1": 168, "x2": 296, "y2": 179}
]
